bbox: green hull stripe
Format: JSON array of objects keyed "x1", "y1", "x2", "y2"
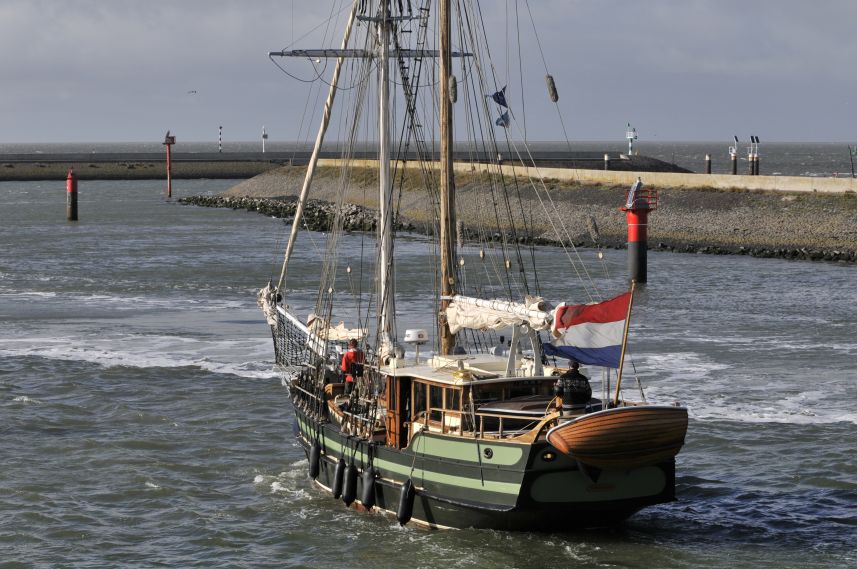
[
  {"x1": 298, "y1": 418, "x2": 522, "y2": 466},
  {"x1": 407, "y1": 431, "x2": 523, "y2": 466},
  {"x1": 298, "y1": 418, "x2": 522, "y2": 495}
]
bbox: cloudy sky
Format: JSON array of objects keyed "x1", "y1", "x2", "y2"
[{"x1": 2, "y1": 0, "x2": 855, "y2": 144}]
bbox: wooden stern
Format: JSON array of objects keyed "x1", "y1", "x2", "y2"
[{"x1": 546, "y1": 405, "x2": 688, "y2": 470}]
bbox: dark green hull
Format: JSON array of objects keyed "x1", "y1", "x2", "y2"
[{"x1": 294, "y1": 406, "x2": 676, "y2": 530}]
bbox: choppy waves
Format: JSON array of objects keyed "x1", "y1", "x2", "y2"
[
  {"x1": 0, "y1": 334, "x2": 278, "y2": 380},
  {"x1": 635, "y1": 351, "x2": 857, "y2": 426}
]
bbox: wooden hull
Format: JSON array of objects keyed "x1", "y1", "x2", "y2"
[{"x1": 546, "y1": 405, "x2": 688, "y2": 470}]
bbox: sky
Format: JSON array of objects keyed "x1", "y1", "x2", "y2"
[{"x1": 1, "y1": 0, "x2": 856, "y2": 144}]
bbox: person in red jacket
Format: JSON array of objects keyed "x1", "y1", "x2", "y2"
[{"x1": 340, "y1": 339, "x2": 364, "y2": 395}]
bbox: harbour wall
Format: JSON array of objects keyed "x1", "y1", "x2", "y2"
[
  {"x1": 500, "y1": 165, "x2": 857, "y2": 195},
  {"x1": 4, "y1": 152, "x2": 853, "y2": 194},
  {"x1": 0, "y1": 156, "x2": 285, "y2": 181},
  {"x1": 329, "y1": 159, "x2": 857, "y2": 195}
]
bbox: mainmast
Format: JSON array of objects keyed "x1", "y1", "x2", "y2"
[
  {"x1": 377, "y1": 0, "x2": 396, "y2": 353},
  {"x1": 438, "y1": 0, "x2": 456, "y2": 355}
]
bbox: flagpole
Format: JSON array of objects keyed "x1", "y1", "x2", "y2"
[
  {"x1": 849, "y1": 145, "x2": 855, "y2": 179},
  {"x1": 612, "y1": 279, "x2": 637, "y2": 407}
]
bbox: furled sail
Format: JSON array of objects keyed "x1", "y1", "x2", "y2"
[
  {"x1": 445, "y1": 295, "x2": 551, "y2": 334},
  {"x1": 306, "y1": 313, "x2": 366, "y2": 342}
]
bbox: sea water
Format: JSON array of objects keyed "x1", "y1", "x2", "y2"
[{"x1": 0, "y1": 179, "x2": 854, "y2": 568}]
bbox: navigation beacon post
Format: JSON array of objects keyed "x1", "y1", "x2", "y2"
[
  {"x1": 66, "y1": 169, "x2": 78, "y2": 221},
  {"x1": 620, "y1": 177, "x2": 658, "y2": 283},
  {"x1": 163, "y1": 131, "x2": 176, "y2": 199},
  {"x1": 729, "y1": 136, "x2": 738, "y2": 175}
]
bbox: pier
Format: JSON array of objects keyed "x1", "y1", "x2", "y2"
[
  {"x1": 2, "y1": 149, "x2": 854, "y2": 195},
  {"x1": 0, "y1": 149, "x2": 687, "y2": 182}
]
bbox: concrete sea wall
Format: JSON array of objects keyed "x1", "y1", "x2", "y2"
[{"x1": 327, "y1": 159, "x2": 857, "y2": 194}]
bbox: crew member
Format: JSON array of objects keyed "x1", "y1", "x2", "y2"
[
  {"x1": 340, "y1": 339, "x2": 364, "y2": 395},
  {"x1": 554, "y1": 361, "x2": 592, "y2": 414},
  {"x1": 489, "y1": 335, "x2": 506, "y2": 356}
]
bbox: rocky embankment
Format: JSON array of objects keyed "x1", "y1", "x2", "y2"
[
  {"x1": 180, "y1": 165, "x2": 857, "y2": 263},
  {"x1": 177, "y1": 195, "x2": 420, "y2": 233}
]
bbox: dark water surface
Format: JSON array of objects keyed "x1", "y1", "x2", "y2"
[{"x1": 1, "y1": 179, "x2": 855, "y2": 568}]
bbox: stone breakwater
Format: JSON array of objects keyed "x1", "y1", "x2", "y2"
[
  {"x1": 179, "y1": 193, "x2": 857, "y2": 264},
  {"x1": 177, "y1": 195, "x2": 418, "y2": 233},
  {"x1": 178, "y1": 165, "x2": 857, "y2": 264}
]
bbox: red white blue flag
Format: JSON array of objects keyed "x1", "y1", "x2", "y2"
[{"x1": 543, "y1": 291, "x2": 631, "y2": 368}]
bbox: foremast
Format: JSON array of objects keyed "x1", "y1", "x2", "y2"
[
  {"x1": 268, "y1": 1, "x2": 404, "y2": 357},
  {"x1": 268, "y1": 1, "x2": 461, "y2": 358}
]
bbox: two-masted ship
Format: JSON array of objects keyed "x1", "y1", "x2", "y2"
[{"x1": 259, "y1": 0, "x2": 688, "y2": 530}]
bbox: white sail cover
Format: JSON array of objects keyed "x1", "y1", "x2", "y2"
[
  {"x1": 445, "y1": 295, "x2": 551, "y2": 334},
  {"x1": 306, "y1": 313, "x2": 366, "y2": 342}
]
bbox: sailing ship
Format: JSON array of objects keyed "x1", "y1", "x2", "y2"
[{"x1": 259, "y1": 0, "x2": 688, "y2": 530}]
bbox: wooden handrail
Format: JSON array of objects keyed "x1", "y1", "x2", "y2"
[{"x1": 418, "y1": 405, "x2": 556, "y2": 440}]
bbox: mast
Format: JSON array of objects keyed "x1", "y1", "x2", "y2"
[
  {"x1": 275, "y1": 1, "x2": 359, "y2": 293},
  {"x1": 270, "y1": 1, "x2": 459, "y2": 355},
  {"x1": 378, "y1": 0, "x2": 396, "y2": 353},
  {"x1": 438, "y1": 0, "x2": 456, "y2": 355}
]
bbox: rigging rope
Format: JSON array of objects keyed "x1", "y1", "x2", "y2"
[
  {"x1": 279, "y1": 0, "x2": 620, "y2": 363},
  {"x1": 523, "y1": 0, "x2": 573, "y2": 157}
]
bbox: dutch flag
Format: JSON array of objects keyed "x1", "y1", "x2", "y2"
[{"x1": 543, "y1": 291, "x2": 632, "y2": 369}]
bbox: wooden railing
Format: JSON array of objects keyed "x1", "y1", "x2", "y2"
[{"x1": 418, "y1": 405, "x2": 558, "y2": 441}]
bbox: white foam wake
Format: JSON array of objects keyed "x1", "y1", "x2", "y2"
[
  {"x1": 0, "y1": 334, "x2": 280, "y2": 380},
  {"x1": 619, "y1": 351, "x2": 857, "y2": 426}
]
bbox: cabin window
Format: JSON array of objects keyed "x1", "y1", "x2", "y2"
[
  {"x1": 509, "y1": 379, "x2": 550, "y2": 398},
  {"x1": 446, "y1": 388, "x2": 461, "y2": 411},
  {"x1": 388, "y1": 378, "x2": 397, "y2": 410},
  {"x1": 413, "y1": 382, "x2": 427, "y2": 420},
  {"x1": 429, "y1": 385, "x2": 443, "y2": 422},
  {"x1": 473, "y1": 385, "x2": 503, "y2": 405}
]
